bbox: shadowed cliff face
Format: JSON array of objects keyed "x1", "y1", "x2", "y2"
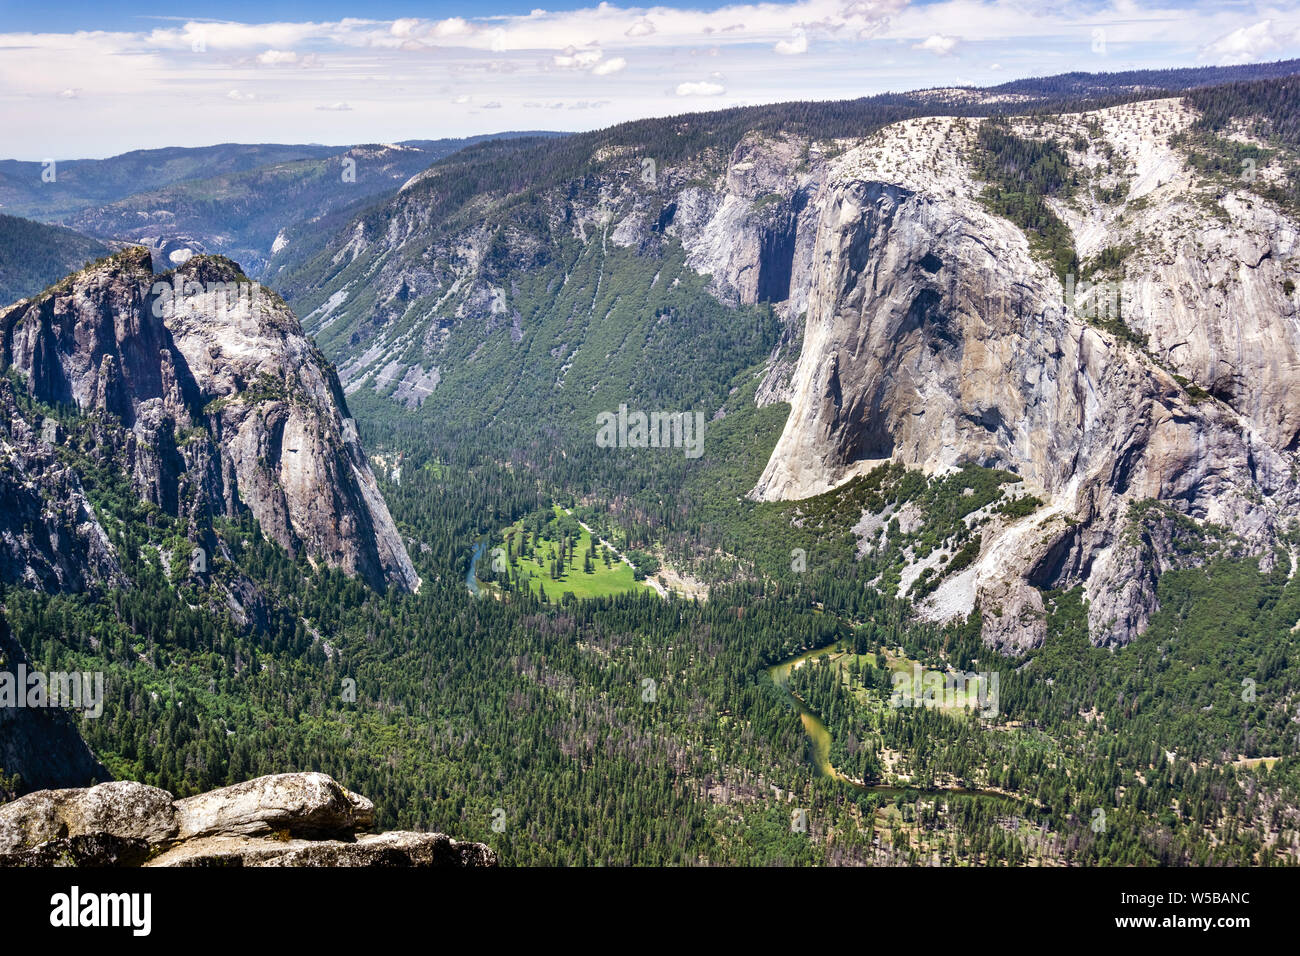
[
  {"x1": 0, "y1": 248, "x2": 419, "y2": 595},
  {"x1": 751, "y1": 109, "x2": 1300, "y2": 650},
  {"x1": 0, "y1": 618, "x2": 110, "y2": 797}
]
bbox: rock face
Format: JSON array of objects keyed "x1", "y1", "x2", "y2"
[
  {"x1": 0, "y1": 248, "x2": 418, "y2": 594},
  {"x1": 1054, "y1": 101, "x2": 1300, "y2": 456},
  {"x1": 0, "y1": 780, "x2": 176, "y2": 854},
  {"x1": 749, "y1": 106, "x2": 1300, "y2": 649},
  {"x1": 0, "y1": 772, "x2": 495, "y2": 867},
  {"x1": 0, "y1": 379, "x2": 123, "y2": 593},
  {"x1": 673, "y1": 132, "x2": 828, "y2": 315}
]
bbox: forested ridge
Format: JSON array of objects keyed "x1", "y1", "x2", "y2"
[
  {"x1": 273, "y1": 62, "x2": 1298, "y2": 311},
  {"x1": 0, "y1": 214, "x2": 111, "y2": 307},
  {"x1": 1176, "y1": 74, "x2": 1300, "y2": 214}
]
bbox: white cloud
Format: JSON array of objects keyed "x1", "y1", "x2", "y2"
[
  {"x1": 1200, "y1": 19, "x2": 1291, "y2": 65},
  {"x1": 256, "y1": 49, "x2": 299, "y2": 66},
  {"x1": 676, "y1": 80, "x2": 726, "y2": 96},
  {"x1": 482, "y1": 100, "x2": 503, "y2": 108},
  {"x1": 391, "y1": 18, "x2": 421, "y2": 38},
  {"x1": 128, "y1": 3, "x2": 907, "y2": 57},
  {"x1": 554, "y1": 46, "x2": 604, "y2": 69},
  {"x1": 57, "y1": 88, "x2": 79, "y2": 99},
  {"x1": 774, "y1": 30, "x2": 809, "y2": 55},
  {"x1": 452, "y1": 94, "x2": 472, "y2": 105},
  {"x1": 592, "y1": 56, "x2": 627, "y2": 75},
  {"x1": 434, "y1": 17, "x2": 475, "y2": 39},
  {"x1": 317, "y1": 102, "x2": 352, "y2": 111},
  {"x1": 6, "y1": 2, "x2": 1300, "y2": 159},
  {"x1": 554, "y1": 43, "x2": 628, "y2": 75},
  {"x1": 914, "y1": 34, "x2": 959, "y2": 56}
]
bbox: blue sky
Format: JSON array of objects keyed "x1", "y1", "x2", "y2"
[
  {"x1": 0, "y1": 2, "x2": 712, "y2": 30},
  {"x1": 2, "y1": 1, "x2": 1299, "y2": 159},
  {"x1": 8, "y1": 2, "x2": 768, "y2": 31}
]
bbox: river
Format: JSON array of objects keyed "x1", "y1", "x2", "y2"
[
  {"x1": 768, "y1": 643, "x2": 848, "y2": 783},
  {"x1": 466, "y1": 540, "x2": 486, "y2": 596},
  {"x1": 767, "y1": 643, "x2": 1027, "y2": 806}
]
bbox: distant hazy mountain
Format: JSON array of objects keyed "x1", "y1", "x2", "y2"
[
  {"x1": 0, "y1": 143, "x2": 342, "y2": 221},
  {"x1": 62, "y1": 143, "x2": 448, "y2": 278},
  {"x1": 1, "y1": 132, "x2": 566, "y2": 279},
  {"x1": 0, "y1": 213, "x2": 113, "y2": 306}
]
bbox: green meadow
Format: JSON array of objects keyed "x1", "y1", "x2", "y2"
[{"x1": 486, "y1": 505, "x2": 655, "y2": 602}]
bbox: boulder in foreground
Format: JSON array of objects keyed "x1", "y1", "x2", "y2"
[{"x1": 0, "y1": 772, "x2": 494, "y2": 868}]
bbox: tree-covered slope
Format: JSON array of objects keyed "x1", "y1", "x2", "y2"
[{"x1": 0, "y1": 213, "x2": 112, "y2": 306}]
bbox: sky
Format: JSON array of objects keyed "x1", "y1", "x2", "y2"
[{"x1": 2, "y1": 0, "x2": 1300, "y2": 159}]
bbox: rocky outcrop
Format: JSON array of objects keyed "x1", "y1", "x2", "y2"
[
  {"x1": 147, "y1": 830, "x2": 497, "y2": 867},
  {"x1": 0, "y1": 780, "x2": 175, "y2": 853},
  {"x1": 0, "y1": 249, "x2": 418, "y2": 594},
  {"x1": 171, "y1": 772, "x2": 372, "y2": 840},
  {"x1": 750, "y1": 108, "x2": 1300, "y2": 649},
  {"x1": 0, "y1": 772, "x2": 495, "y2": 867}
]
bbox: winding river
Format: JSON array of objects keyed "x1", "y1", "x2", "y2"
[
  {"x1": 466, "y1": 540, "x2": 486, "y2": 596},
  {"x1": 768, "y1": 644, "x2": 849, "y2": 783},
  {"x1": 767, "y1": 643, "x2": 1026, "y2": 805}
]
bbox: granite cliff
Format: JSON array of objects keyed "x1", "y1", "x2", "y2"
[
  {"x1": 0, "y1": 248, "x2": 419, "y2": 596},
  {"x1": 749, "y1": 103, "x2": 1299, "y2": 649}
]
